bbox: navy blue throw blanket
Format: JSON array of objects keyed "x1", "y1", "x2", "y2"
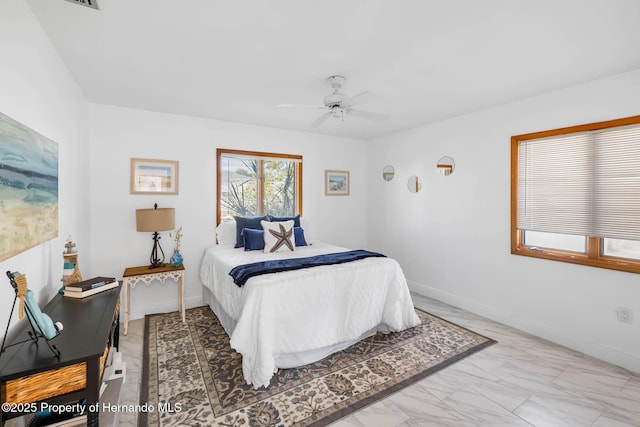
[{"x1": 229, "y1": 250, "x2": 386, "y2": 287}]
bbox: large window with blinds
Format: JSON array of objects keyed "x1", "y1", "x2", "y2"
[
  {"x1": 217, "y1": 148, "x2": 302, "y2": 224},
  {"x1": 511, "y1": 115, "x2": 640, "y2": 274}
]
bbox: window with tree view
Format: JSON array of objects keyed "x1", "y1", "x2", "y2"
[
  {"x1": 511, "y1": 115, "x2": 640, "y2": 274},
  {"x1": 217, "y1": 149, "x2": 302, "y2": 224}
]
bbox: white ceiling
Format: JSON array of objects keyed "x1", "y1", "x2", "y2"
[{"x1": 26, "y1": 0, "x2": 640, "y2": 140}]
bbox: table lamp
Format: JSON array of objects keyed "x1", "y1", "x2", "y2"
[{"x1": 136, "y1": 203, "x2": 175, "y2": 269}]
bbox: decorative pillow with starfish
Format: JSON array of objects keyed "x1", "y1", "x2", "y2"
[{"x1": 261, "y1": 220, "x2": 296, "y2": 253}]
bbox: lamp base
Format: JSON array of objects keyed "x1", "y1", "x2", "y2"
[{"x1": 148, "y1": 232, "x2": 166, "y2": 269}]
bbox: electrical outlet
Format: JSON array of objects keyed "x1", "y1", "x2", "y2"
[{"x1": 616, "y1": 306, "x2": 634, "y2": 324}]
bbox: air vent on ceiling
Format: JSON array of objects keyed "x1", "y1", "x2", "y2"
[{"x1": 64, "y1": 0, "x2": 99, "y2": 10}]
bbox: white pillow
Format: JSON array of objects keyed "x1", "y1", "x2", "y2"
[
  {"x1": 216, "y1": 220, "x2": 237, "y2": 247},
  {"x1": 300, "y1": 216, "x2": 312, "y2": 243},
  {"x1": 261, "y1": 220, "x2": 296, "y2": 253}
]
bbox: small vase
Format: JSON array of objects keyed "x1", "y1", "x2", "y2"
[{"x1": 170, "y1": 249, "x2": 183, "y2": 267}]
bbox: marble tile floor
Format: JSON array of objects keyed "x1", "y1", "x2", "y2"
[{"x1": 118, "y1": 294, "x2": 640, "y2": 426}]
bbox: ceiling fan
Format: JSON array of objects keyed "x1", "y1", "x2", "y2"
[{"x1": 278, "y1": 75, "x2": 388, "y2": 128}]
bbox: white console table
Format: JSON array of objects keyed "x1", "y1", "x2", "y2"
[{"x1": 122, "y1": 263, "x2": 185, "y2": 335}]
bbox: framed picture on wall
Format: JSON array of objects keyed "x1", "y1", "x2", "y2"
[
  {"x1": 0, "y1": 112, "x2": 59, "y2": 262},
  {"x1": 324, "y1": 170, "x2": 350, "y2": 196},
  {"x1": 130, "y1": 158, "x2": 179, "y2": 195}
]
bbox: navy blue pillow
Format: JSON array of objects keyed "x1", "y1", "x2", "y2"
[
  {"x1": 234, "y1": 215, "x2": 268, "y2": 248},
  {"x1": 241, "y1": 227, "x2": 307, "y2": 251},
  {"x1": 294, "y1": 227, "x2": 308, "y2": 247},
  {"x1": 242, "y1": 228, "x2": 265, "y2": 251},
  {"x1": 268, "y1": 214, "x2": 301, "y2": 228}
]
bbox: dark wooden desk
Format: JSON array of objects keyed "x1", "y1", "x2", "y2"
[{"x1": 0, "y1": 284, "x2": 120, "y2": 426}]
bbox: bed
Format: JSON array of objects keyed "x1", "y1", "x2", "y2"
[{"x1": 199, "y1": 218, "x2": 421, "y2": 389}]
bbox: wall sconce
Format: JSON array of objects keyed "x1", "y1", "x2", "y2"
[{"x1": 136, "y1": 203, "x2": 175, "y2": 269}]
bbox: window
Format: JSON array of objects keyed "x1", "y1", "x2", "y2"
[
  {"x1": 511, "y1": 115, "x2": 640, "y2": 274},
  {"x1": 217, "y1": 148, "x2": 302, "y2": 224}
]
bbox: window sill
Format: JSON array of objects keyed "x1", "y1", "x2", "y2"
[{"x1": 511, "y1": 246, "x2": 640, "y2": 275}]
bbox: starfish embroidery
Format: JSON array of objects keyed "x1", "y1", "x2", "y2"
[{"x1": 268, "y1": 224, "x2": 294, "y2": 252}]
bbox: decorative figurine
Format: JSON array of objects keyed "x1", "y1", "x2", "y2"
[{"x1": 61, "y1": 236, "x2": 82, "y2": 292}]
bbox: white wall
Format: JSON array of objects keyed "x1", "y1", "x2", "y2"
[
  {"x1": 367, "y1": 69, "x2": 640, "y2": 373},
  {"x1": 88, "y1": 104, "x2": 368, "y2": 320},
  {"x1": 0, "y1": 0, "x2": 89, "y2": 336},
  {"x1": 5, "y1": 0, "x2": 638, "y2": 375}
]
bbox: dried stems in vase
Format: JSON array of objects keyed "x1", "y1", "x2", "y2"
[{"x1": 170, "y1": 226, "x2": 183, "y2": 252}]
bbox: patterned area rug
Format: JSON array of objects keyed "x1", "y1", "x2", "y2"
[{"x1": 139, "y1": 306, "x2": 495, "y2": 426}]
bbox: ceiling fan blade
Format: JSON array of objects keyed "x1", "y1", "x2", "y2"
[
  {"x1": 310, "y1": 112, "x2": 333, "y2": 128},
  {"x1": 277, "y1": 104, "x2": 325, "y2": 109},
  {"x1": 345, "y1": 91, "x2": 375, "y2": 106},
  {"x1": 347, "y1": 108, "x2": 388, "y2": 122}
]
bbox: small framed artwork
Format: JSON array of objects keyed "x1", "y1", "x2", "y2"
[
  {"x1": 130, "y1": 158, "x2": 179, "y2": 195},
  {"x1": 325, "y1": 170, "x2": 350, "y2": 196}
]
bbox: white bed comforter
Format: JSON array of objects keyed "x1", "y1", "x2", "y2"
[{"x1": 199, "y1": 242, "x2": 421, "y2": 388}]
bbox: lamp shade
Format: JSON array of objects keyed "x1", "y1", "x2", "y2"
[{"x1": 136, "y1": 207, "x2": 175, "y2": 232}]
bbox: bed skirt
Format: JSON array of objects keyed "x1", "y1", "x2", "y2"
[{"x1": 202, "y1": 286, "x2": 376, "y2": 369}]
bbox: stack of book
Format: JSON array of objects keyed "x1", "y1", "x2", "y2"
[{"x1": 63, "y1": 276, "x2": 118, "y2": 299}]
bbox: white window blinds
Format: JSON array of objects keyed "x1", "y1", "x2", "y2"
[
  {"x1": 517, "y1": 124, "x2": 640, "y2": 241},
  {"x1": 221, "y1": 153, "x2": 302, "y2": 163},
  {"x1": 593, "y1": 125, "x2": 640, "y2": 240}
]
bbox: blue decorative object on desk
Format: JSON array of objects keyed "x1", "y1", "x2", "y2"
[{"x1": 170, "y1": 250, "x2": 183, "y2": 267}]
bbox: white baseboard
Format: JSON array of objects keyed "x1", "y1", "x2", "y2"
[
  {"x1": 408, "y1": 280, "x2": 640, "y2": 374},
  {"x1": 122, "y1": 295, "x2": 204, "y2": 322}
]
